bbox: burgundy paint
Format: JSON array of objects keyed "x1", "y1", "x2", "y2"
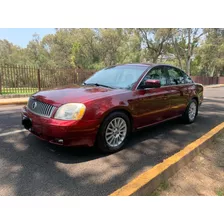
[{"x1": 21, "y1": 64, "x2": 204, "y2": 147}]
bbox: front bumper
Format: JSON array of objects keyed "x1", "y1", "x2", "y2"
[{"x1": 21, "y1": 106, "x2": 100, "y2": 147}]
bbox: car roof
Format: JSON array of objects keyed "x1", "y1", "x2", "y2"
[
  {"x1": 114, "y1": 63, "x2": 153, "y2": 68},
  {"x1": 113, "y1": 63, "x2": 178, "y2": 68},
  {"x1": 123, "y1": 63, "x2": 153, "y2": 67},
  {"x1": 111, "y1": 63, "x2": 186, "y2": 73}
]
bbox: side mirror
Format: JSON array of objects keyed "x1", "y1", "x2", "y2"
[{"x1": 143, "y1": 79, "x2": 161, "y2": 88}]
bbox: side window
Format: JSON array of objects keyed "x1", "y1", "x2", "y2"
[
  {"x1": 139, "y1": 67, "x2": 168, "y2": 87},
  {"x1": 182, "y1": 72, "x2": 193, "y2": 84},
  {"x1": 167, "y1": 67, "x2": 185, "y2": 85}
]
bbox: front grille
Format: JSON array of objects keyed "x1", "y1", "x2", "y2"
[{"x1": 27, "y1": 97, "x2": 56, "y2": 118}]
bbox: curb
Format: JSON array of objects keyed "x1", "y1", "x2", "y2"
[
  {"x1": 0, "y1": 98, "x2": 29, "y2": 106},
  {"x1": 204, "y1": 84, "x2": 224, "y2": 88},
  {"x1": 110, "y1": 122, "x2": 224, "y2": 196}
]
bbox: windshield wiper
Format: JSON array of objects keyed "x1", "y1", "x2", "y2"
[{"x1": 83, "y1": 82, "x2": 114, "y2": 89}]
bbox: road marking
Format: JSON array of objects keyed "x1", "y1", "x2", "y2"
[
  {"x1": 110, "y1": 122, "x2": 224, "y2": 196},
  {"x1": 0, "y1": 129, "x2": 27, "y2": 137}
]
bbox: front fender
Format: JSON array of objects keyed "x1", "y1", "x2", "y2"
[{"x1": 84, "y1": 95, "x2": 132, "y2": 122}]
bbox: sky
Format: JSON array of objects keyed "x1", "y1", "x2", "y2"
[{"x1": 0, "y1": 28, "x2": 56, "y2": 48}]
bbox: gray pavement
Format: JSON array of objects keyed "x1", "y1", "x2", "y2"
[{"x1": 0, "y1": 87, "x2": 224, "y2": 195}]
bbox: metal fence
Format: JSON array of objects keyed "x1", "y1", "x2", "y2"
[{"x1": 0, "y1": 65, "x2": 95, "y2": 95}]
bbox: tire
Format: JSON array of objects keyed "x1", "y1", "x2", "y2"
[
  {"x1": 96, "y1": 111, "x2": 131, "y2": 153},
  {"x1": 182, "y1": 99, "x2": 198, "y2": 124}
]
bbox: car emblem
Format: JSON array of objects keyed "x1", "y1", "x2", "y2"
[{"x1": 32, "y1": 102, "x2": 37, "y2": 109}]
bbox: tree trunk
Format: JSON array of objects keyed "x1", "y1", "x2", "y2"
[
  {"x1": 152, "y1": 54, "x2": 159, "y2": 63},
  {"x1": 186, "y1": 29, "x2": 192, "y2": 75},
  {"x1": 171, "y1": 36, "x2": 183, "y2": 69},
  {"x1": 186, "y1": 57, "x2": 191, "y2": 75},
  {"x1": 210, "y1": 66, "x2": 215, "y2": 77},
  {"x1": 177, "y1": 57, "x2": 183, "y2": 70}
]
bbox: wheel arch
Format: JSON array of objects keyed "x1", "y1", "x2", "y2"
[
  {"x1": 99, "y1": 107, "x2": 134, "y2": 131},
  {"x1": 191, "y1": 96, "x2": 199, "y2": 105}
]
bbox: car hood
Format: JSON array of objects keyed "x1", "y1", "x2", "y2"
[{"x1": 32, "y1": 85, "x2": 128, "y2": 107}]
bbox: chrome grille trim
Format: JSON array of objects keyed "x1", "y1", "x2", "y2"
[{"x1": 27, "y1": 97, "x2": 56, "y2": 118}]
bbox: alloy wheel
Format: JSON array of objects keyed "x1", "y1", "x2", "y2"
[{"x1": 105, "y1": 117, "x2": 127, "y2": 148}]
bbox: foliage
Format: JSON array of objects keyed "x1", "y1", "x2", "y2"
[
  {"x1": 137, "y1": 28, "x2": 172, "y2": 63},
  {"x1": 198, "y1": 29, "x2": 224, "y2": 76},
  {"x1": 0, "y1": 28, "x2": 223, "y2": 76}
]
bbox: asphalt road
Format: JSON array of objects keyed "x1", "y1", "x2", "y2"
[{"x1": 0, "y1": 87, "x2": 224, "y2": 196}]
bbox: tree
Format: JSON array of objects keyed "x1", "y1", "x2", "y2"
[
  {"x1": 198, "y1": 28, "x2": 224, "y2": 76},
  {"x1": 170, "y1": 28, "x2": 205, "y2": 74},
  {"x1": 0, "y1": 39, "x2": 29, "y2": 65},
  {"x1": 0, "y1": 28, "x2": 223, "y2": 77},
  {"x1": 116, "y1": 29, "x2": 142, "y2": 64},
  {"x1": 136, "y1": 28, "x2": 172, "y2": 63},
  {"x1": 96, "y1": 29, "x2": 124, "y2": 66},
  {"x1": 70, "y1": 28, "x2": 101, "y2": 69},
  {"x1": 26, "y1": 33, "x2": 52, "y2": 67}
]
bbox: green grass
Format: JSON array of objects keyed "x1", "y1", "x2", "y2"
[
  {"x1": 150, "y1": 181, "x2": 170, "y2": 196},
  {"x1": 1, "y1": 88, "x2": 38, "y2": 95},
  {"x1": 216, "y1": 188, "x2": 224, "y2": 196}
]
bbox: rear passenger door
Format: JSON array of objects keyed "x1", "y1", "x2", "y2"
[{"x1": 166, "y1": 66, "x2": 193, "y2": 116}]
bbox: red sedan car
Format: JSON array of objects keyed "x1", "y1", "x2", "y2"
[{"x1": 22, "y1": 63, "x2": 203, "y2": 153}]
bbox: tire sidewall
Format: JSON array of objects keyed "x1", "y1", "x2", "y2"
[
  {"x1": 185, "y1": 99, "x2": 198, "y2": 123},
  {"x1": 96, "y1": 112, "x2": 131, "y2": 153}
]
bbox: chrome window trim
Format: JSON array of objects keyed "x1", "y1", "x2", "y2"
[
  {"x1": 134, "y1": 65, "x2": 194, "y2": 90},
  {"x1": 137, "y1": 83, "x2": 193, "y2": 91},
  {"x1": 160, "y1": 83, "x2": 193, "y2": 88}
]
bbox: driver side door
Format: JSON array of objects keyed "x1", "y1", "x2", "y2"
[{"x1": 131, "y1": 66, "x2": 171, "y2": 128}]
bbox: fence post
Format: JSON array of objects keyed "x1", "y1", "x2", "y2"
[
  {"x1": 74, "y1": 68, "x2": 77, "y2": 84},
  {"x1": 37, "y1": 68, "x2": 41, "y2": 91},
  {"x1": 74, "y1": 68, "x2": 79, "y2": 84},
  {"x1": 76, "y1": 69, "x2": 79, "y2": 84}
]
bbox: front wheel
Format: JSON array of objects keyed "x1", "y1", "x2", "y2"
[
  {"x1": 182, "y1": 99, "x2": 198, "y2": 124},
  {"x1": 96, "y1": 112, "x2": 131, "y2": 153}
]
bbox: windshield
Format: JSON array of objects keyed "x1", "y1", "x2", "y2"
[{"x1": 84, "y1": 65, "x2": 148, "y2": 89}]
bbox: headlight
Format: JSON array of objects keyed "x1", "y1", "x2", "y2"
[{"x1": 54, "y1": 103, "x2": 86, "y2": 120}]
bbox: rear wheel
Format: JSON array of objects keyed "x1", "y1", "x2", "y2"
[
  {"x1": 96, "y1": 112, "x2": 131, "y2": 153},
  {"x1": 182, "y1": 99, "x2": 198, "y2": 124}
]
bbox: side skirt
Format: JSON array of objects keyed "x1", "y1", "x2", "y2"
[{"x1": 135, "y1": 115, "x2": 182, "y2": 131}]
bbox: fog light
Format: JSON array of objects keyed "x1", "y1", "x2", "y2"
[
  {"x1": 54, "y1": 138, "x2": 64, "y2": 144},
  {"x1": 58, "y1": 139, "x2": 63, "y2": 144}
]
